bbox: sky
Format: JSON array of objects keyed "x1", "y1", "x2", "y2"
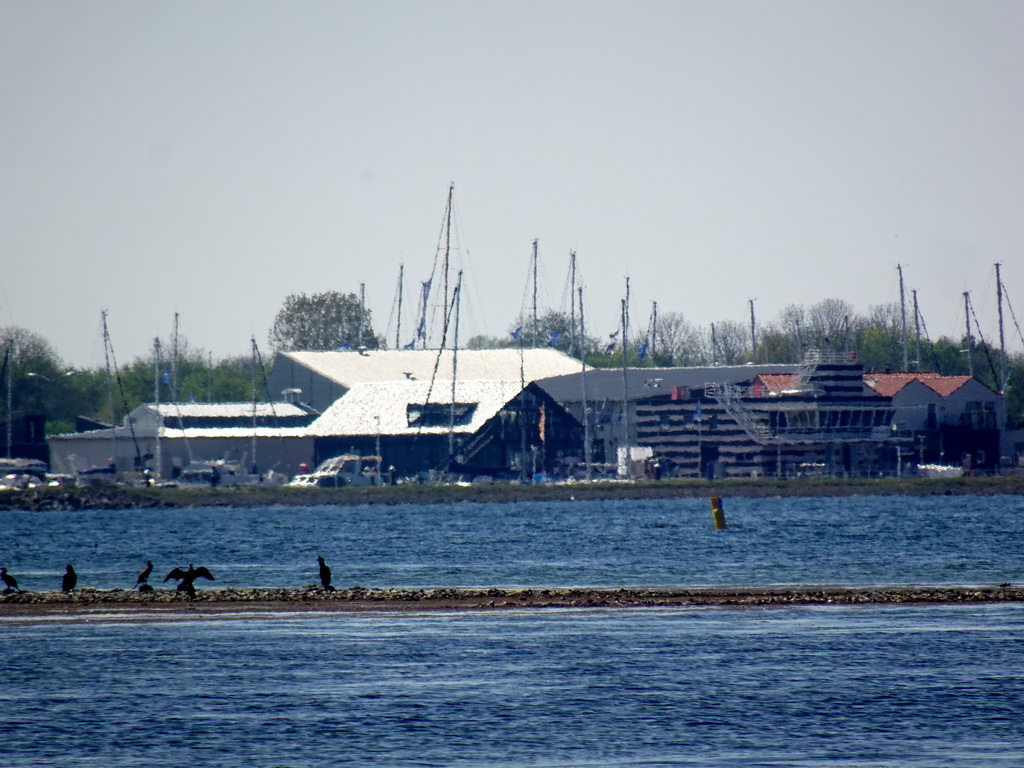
[{"x1": 2, "y1": 1, "x2": 1024, "y2": 369}]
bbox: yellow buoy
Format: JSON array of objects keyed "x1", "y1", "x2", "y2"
[{"x1": 710, "y1": 496, "x2": 728, "y2": 530}]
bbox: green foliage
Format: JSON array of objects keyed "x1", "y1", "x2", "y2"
[
  {"x1": 269, "y1": 291, "x2": 382, "y2": 352},
  {"x1": 2, "y1": 325, "x2": 270, "y2": 436}
]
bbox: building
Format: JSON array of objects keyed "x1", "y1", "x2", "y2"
[
  {"x1": 48, "y1": 400, "x2": 318, "y2": 479},
  {"x1": 537, "y1": 353, "x2": 913, "y2": 478},
  {"x1": 863, "y1": 372, "x2": 1005, "y2": 472},
  {"x1": 266, "y1": 348, "x2": 583, "y2": 413},
  {"x1": 308, "y1": 379, "x2": 582, "y2": 480}
]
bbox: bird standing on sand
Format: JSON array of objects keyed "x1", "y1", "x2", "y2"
[
  {"x1": 1, "y1": 567, "x2": 22, "y2": 593},
  {"x1": 62, "y1": 564, "x2": 77, "y2": 592},
  {"x1": 317, "y1": 556, "x2": 335, "y2": 591},
  {"x1": 163, "y1": 563, "x2": 215, "y2": 598},
  {"x1": 136, "y1": 560, "x2": 154, "y2": 591}
]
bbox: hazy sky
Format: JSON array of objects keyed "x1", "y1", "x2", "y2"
[{"x1": 2, "y1": 1, "x2": 1023, "y2": 368}]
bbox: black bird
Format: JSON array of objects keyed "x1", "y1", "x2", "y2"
[
  {"x1": 62, "y1": 564, "x2": 77, "y2": 593},
  {"x1": 317, "y1": 556, "x2": 335, "y2": 591},
  {"x1": 163, "y1": 563, "x2": 215, "y2": 598},
  {"x1": 1, "y1": 567, "x2": 22, "y2": 593},
  {"x1": 136, "y1": 560, "x2": 154, "y2": 590}
]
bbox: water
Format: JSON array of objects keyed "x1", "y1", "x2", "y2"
[
  {"x1": 2, "y1": 495, "x2": 1023, "y2": 590},
  {"x1": 3, "y1": 495, "x2": 1024, "y2": 766}
]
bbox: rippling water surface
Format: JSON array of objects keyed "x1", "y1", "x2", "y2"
[
  {"x1": 3, "y1": 605, "x2": 1023, "y2": 767},
  {"x1": 2, "y1": 495, "x2": 1023, "y2": 590},
  {"x1": 2, "y1": 495, "x2": 1024, "y2": 766}
]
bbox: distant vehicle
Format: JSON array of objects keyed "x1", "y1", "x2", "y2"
[
  {"x1": 173, "y1": 460, "x2": 260, "y2": 488},
  {"x1": 288, "y1": 455, "x2": 382, "y2": 488}
]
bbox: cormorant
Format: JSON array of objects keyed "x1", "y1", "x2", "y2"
[
  {"x1": 136, "y1": 560, "x2": 154, "y2": 590},
  {"x1": 163, "y1": 563, "x2": 215, "y2": 598},
  {"x1": 1, "y1": 567, "x2": 22, "y2": 593},
  {"x1": 62, "y1": 564, "x2": 77, "y2": 592},
  {"x1": 317, "y1": 556, "x2": 335, "y2": 591}
]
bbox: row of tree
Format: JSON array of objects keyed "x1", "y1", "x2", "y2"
[{"x1": 2, "y1": 291, "x2": 1022, "y2": 439}]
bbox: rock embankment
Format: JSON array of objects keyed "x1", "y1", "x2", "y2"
[{"x1": 2, "y1": 585, "x2": 1022, "y2": 616}]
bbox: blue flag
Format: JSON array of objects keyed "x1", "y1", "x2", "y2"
[
  {"x1": 162, "y1": 371, "x2": 171, "y2": 385},
  {"x1": 403, "y1": 339, "x2": 416, "y2": 350},
  {"x1": 548, "y1": 331, "x2": 560, "y2": 346},
  {"x1": 637, "y1": 342, "x2": 648, "y2": 359},
  {"x1": 339, "y1": 343, "x2": 351, "y2": 351},
  {"x1": 511, "y1": 326, "x2": 523, "y2": 341}
]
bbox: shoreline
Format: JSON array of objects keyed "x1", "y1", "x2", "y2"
[
  {"x1": 3, "y1": 585, "x2": 1023, "y2": 618},
  {"x1": 3, "y1": 474, "x2": 1024, "y2": 511}
]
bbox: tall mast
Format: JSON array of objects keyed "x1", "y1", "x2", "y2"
[
  {"x1": 171, "y1": 313, "x2": 179, "y2": 404},
  {"x1": 4, "y1": 343, "x2": 12, "y2": 458},
  {"x1": 650, "y1": 301, "x2": 658, "y2": 360},
  {"x1": 963, "y1": 291, "x2": 974, "y2": 377},
  {"x1": 579, "y1": 286, "x2": 591, "y2": 480},
  {"x1": 912, "y1": 289, "x2": 921, "y2": 371},
  {"x1": 442, "y1": 183, "x2": 453, "y2": 328},
  {"x1": 395, "y1": 264, "x2": 404, "y2": 350},
  {"x1": 996, "y1": 262, "x2": 1007, "y2": 391},
  {"x1": 251, "y1": 336, "x2": 259, "y2": 474},
  {"x1": 711, "y1": 322, "x2": 718, "y2": 366},
  {"x1": 102, "y1": 310, "x2": 117, "y2": 465},
  {"x1": 621, "y1": 277, "x2": 631, "y2": 451},
  {"x1": 749, "y1": 299, "x2": 757, "y2": 363},
  {"x1": 531, "y1": 239, "x2": 539, "y2": 346},
  {"x1": 358, "y1": 282, "x2": 365, "y2": 348},
  {"x1": 154, "y1": 337, "x2": 162, "y2": 480},
  {"x1": 569, "y1": 251, "x2": 577, "y2": 357},
  {"x1": 449, "y1": 271, "x2": 463, "y2": 457},
  {"x1": 898, "y1": 264, "x2": 908, "y2": 370}
]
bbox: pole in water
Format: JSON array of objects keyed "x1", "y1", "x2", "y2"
[{"x1": 710, "y1": 496, "x2": 728, "y2": 530}]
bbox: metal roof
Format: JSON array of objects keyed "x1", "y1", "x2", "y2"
[
  {"x1": 143, "y1": 402, "x2": 314, "y2": 418},
  {"x1": 308, "y1": 379, "x2": 526, "y2": 437},
  {"x1": 535, "y1": 364, "x2": 799, "y2": 403},
  {"x1": 277, "y1": 348, "x2": 582, "y2": 389}
]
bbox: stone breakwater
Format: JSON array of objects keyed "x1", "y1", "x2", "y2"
[{"x1": 2, "y1": 585, "x2": 1023, "y2": 615}]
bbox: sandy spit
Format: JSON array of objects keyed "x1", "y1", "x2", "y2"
[{"x1": 2, "y1": 585, "x2": 1023, "y2": 619}]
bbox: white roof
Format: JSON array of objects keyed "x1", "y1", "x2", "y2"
[
  {"x1": 309, "y1": 379, "x2": 526, "y2": 436},
  {"x1": 279, "y1": 348, "x2": 581, "y2": 389},
  {"x1": 144, "y1": 402, "x2": 312, "y2": 418}
]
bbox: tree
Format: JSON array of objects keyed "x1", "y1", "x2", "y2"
[
  {"x1": 712, "y1": 320, "x2": 751, "y2": 365},
  {"x1": 269, "y1": 291, "x2": 382, "y2": 353},
  {"x1": 655, "y1": 311, "x2": 706, "y2": 366}
]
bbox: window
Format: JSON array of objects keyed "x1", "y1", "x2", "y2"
[{"x1": 407, "y1": 402, "x2": 478, "y2": 428}]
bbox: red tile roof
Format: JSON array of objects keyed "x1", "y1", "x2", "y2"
[
  {"x1": 753, "y1": 374, "x2": 801, "y2": 395},
  {"x1": 863, "y1": 373, "x2": 972, "y2": 398}
]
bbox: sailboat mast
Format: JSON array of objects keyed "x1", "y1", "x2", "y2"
[
  {"x1": 532, "y1": 239, "x2": 539, "y2": 346},
  {"x1": 251, "y1": 336, "x2": 259, "y2": 474},
  {"x1": 154, "y1": 337, "x2": 162, "y2": 480},
  {"x1": 102, "y1": 310, "x2": 116, "y2": 465},
  {"x1": 579, "y1": 286, "x2": 591, "y2": 481},
  {"x1": 358, "y1": 282, "x2": 365, "y2": 348},
  {"x1": 912, "y1": 289, "x2": 921, "y2": 371},
  {"x1": 449, "y1": 271, "x2": 463, "y2": 457},
  {"x1": 651, "y1": 301, "x2": 658, "y2": 360},
  {"x1": 171, "y1": 313, "x2": 179, "y2": 404},
  {"x1": 442, "y1": 183, "x2": 453, "y2": 335},
  {"x1": 395, "y1": 264, "x2": 404, "y2": 350},
  {"x1": 898, "y1": 264, "x2": 908, "y2": 370},
  {"x1": 621, "y1": 278, "x2": 631, "y2": 452},
  {"x1": 996, "y1": 262, "x2": 1007, "y2": 391},
  {"x1": 963, "y1": 291, "x2": 974, "y2": 377},
  {"x1": 569, "y1": 251, "x2": 577, "y2": 358},
  {"x1": 749, "y1": 299, "x2": 757, "y2": 363}
]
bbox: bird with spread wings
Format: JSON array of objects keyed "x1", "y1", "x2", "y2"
[{"x1": 163, "y1": 563, "x2": 215, "y2": 598}]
